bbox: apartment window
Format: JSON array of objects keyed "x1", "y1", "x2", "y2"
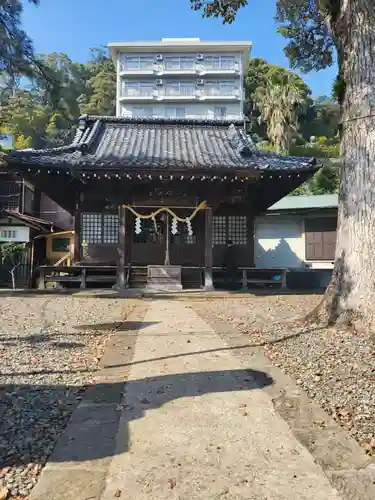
[
  {"x1": 214, "y1": 107, "x2": 226, "y2": 119},
  {"x1": 132, "y1": 107, "x2": 154, "y2": 117},
  {"x1": 81, "y1": 213, "x2": 119, "y2": 245},
  {"x1": 206, "y1": 80, "x2": 236, "y2": 96},
  {"x1": 164, "y1": 81, "x2": 195, "y2": 96},
  {"x1": 213, "y1": 216, "x2": 247, "y2": 245},
  {"x1": 120, "y1": 56, "x2": 154, "y2": 70},
  {"x1": 165, "y1": 56, "x2": 195, "y2": 70},
  {"x1": 204, "y1": 56, "x2": 236, "y2": 70},
  {"x1": 122, "y1": 81, "x2": 154, "y2": 97},
  {"x1": 165, "y1": 107, "x2": 186, "y2": 118}
]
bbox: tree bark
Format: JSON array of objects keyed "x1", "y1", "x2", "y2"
[{"x1": 310, "y1": 1, "x2": 375, "y2": 329}]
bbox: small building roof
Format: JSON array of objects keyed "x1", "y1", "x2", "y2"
[
  {"x1": 1, "y1": 210, "x2": 55, "y2": 233},
  {"x1": 268, "y1": 194, "x2": 338, "y2": 211},
  {"x1": 8, "y1": 116, "x2": 317, "y2": 174}
]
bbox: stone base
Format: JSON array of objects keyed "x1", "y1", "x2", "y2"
[{"x1": 146, "y1": 265, "x2": 183, "y2": 292}]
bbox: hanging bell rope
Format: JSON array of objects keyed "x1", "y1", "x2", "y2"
[{"x1": 121, "y1": 200, "x2": 207, "y2": 223}]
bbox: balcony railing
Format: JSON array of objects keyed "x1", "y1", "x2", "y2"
[
  {"x1": 203, "y1": 62, "x2": 237, "y2": 70},
  {"x1": 120, "y1": 87, "x2": 241, "y2": 99},
  {"x1": 121, "y1": 87, "x2": 155, "y2": 97},
  {"x1": 204, "y1": 87, "x2": 236, "y2": 96},
  {"x1": 163, "y1": 87, "x2": 196, "y2": 97},
  {"x1": 119, "y1": 61, "x2": 239, "y2": 73}
]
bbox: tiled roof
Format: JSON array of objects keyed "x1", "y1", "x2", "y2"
[
  {"x1": 7, "y1": 116, "x2": 317, "y2": 172},
  {"x1": 1, "y1": 210, "x2": 54, "y2": 232}
]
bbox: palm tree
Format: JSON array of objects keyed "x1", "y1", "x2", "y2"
[{"x1": 255, "y1": 74, "x2": 310, "y2": 153}]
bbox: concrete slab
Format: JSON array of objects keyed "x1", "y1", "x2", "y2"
[
  {"x1": 101, "y1": 300, "x2": 342, "y2": 500},
  {"x1": 29, "y1": 469, "x2": 107, "y2": 500},
  {"x1": 30, "y1": 298, "x2": 374, "y2": 500},
  {"x1": 44, "y1": 404, "x2": 122, "y2": 470}
]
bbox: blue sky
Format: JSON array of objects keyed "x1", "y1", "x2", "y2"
[{"x1": 22, "y1": 0, "x2": 337, "y2": 97}]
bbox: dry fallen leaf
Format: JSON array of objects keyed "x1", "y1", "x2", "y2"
[
  {"x1": 0, "y1": 487, "x2": 9, "y2": 500},
  {"x1": 168, "y1": 478, "x2": 177, "y2": 489}
]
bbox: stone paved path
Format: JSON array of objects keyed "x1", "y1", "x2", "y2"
[{"x1": 99, "y1": 299, "x2": 341, "y2": 500}]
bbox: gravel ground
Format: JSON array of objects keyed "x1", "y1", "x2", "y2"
[
  {"x1": 0, "y1": 293, "x2": 134, "y2": 500},
  {"x1": 193, "y1": 293, "x2": 375, "y2": 456}
]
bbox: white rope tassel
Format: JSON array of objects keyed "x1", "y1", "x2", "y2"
[
  {"x1": 171, "y1": 217, "x2": 178, "y2": 235},
  {"x1": 186, "y1": 218, "x2": 193, "y2": 236},
  {"x1": 135, "y1": 217, "x2": 142, "y2": 234}
]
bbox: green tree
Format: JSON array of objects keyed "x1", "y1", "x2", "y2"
[
  {"x1": 0, "y1": 243, "x2": 25, "y2": 289},
  {"x1": 15, "y1": 134, "x2": 33, "y2": 150},
  {"x1": 45, "y1": 111, "x2": 72, "y2": 147},
  {"x1": 79, "y1": 48, "x2": 116, "y2": 116},
  {"x1": 192, "y1": 0, "x2": 375, "y2": 330},
  {"x1": 245, "y1": 58, "x2": 312, "y2": 141},
  {"x1": 300, "y1": 97, "x2": 340, "y2": 141},
  {"x1": 254, "y1": 72, "x2": 310, "y2": 152},
  {"x1": 1, "y1": 90, "x2": 51, "y2": 148},
  {"x1": 0, "y1": 0, "x2": 58, "y2": 125},
  {"x1": 1, "y1": 49, "x2": 116, "y2": 149}
]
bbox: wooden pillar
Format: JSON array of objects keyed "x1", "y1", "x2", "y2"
[
  {"x1": 165, "y1": 212, "x2": 170, "y2": 266},
  {"x1": 247, "y1": 213, "x2": 255, "y2": 267},
  {"x1": 73, "y1": 191, "x2": 82, "y2": 264},
  {"x1": 204, "y1": 207, "x2": 214, "y2": 290},
  {"x1": 117, "y1": 205, "x2": 126, "y2": 289}
]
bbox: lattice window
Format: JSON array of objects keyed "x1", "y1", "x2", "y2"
[
  {"x1": 171, "y1": 219, "x2": 197, "y2": 245},
  {"x1": 228, "y1": 216, "x2": 247, "y2": 245},
  {"x1": 213, "y1": 216, "x2": 227, "y2": 245},
  {"x1": 213, "y1": 216, "x2": 248, "y2": 245},
  {"x1": 103, "y1": 214, "x2": 119, "y2": 244},
  {"x1": 81, "y1": 213, "x2": 118, "y2": 244},
  {"x1": 81, "y1": 213, "x2": 102, "y2": 244}
]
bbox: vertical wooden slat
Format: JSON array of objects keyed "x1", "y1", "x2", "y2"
[
  {"x1": 117, "y1": 205, "x2": 126, "y2": 289},
  {"x1": 247, "y1": 213, "x2": 255, "y2": 266},
  {"x1": 73, "y1": 191, "x2": 81, "y2": 264},
  {"x1": 204, "y1": 207, "x2": 214, "y2": 290}
]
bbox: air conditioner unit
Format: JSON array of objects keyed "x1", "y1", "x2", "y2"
[
  {"x1": 156, "y1": 79, "x2": 163, "y2": 86},
  {"x1": 197, "y1": 54, "x2": 204, "y2": 61},
  {"x1": 197, "y1": 79, "x2": 204, "y2": 85},
  {"x1": 156, "y1": 54, "x2": 163, "y2": 61}
]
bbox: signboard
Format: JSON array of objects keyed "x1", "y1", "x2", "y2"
[{"x1": 0, "y1": 226, "x2": 30, "y2": 242}]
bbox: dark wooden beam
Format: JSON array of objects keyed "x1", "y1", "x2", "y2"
[
  {"x1": 204, "y1": 207, "x2": 214, "y2": 290},
  {"x1": 247, "y1": 214, "x2": 255, "y2": 267},
  {"x1": 116, "y1": 204, "x2": 126, "y2": 289}
]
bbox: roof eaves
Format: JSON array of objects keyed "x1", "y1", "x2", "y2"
[{"x1": 77, "y1": 115, "x2": 246, "y2": 128}]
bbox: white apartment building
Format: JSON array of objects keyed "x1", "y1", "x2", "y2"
[{"x1": 108, "y1": 38, "x2": 252, "y2": 120}]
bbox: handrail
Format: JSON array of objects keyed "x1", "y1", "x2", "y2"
[{"x1": 53, "y1": 252, "x2": 71, "y2": 267}]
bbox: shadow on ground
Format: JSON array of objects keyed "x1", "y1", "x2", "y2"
[
  {"x1": 0, "y1": 368, "x2": 273, "y2": 467},
  {"x1": 74, "y1": 321, "x2": 158, "y2": 332}
]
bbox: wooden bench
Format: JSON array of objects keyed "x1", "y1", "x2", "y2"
[{"x1": 213, "y1": 267, "x2": 287, "y2": 290}]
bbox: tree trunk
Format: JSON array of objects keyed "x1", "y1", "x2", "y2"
[{"x1": 310, "y1": 1, "x2": 375, "y2": 329}]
